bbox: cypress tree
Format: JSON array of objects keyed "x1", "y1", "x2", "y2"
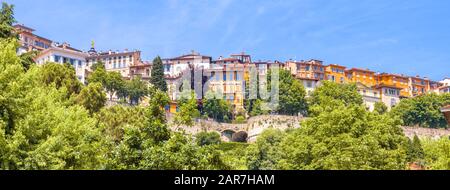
[{"x1": 150, "y1": 56, "x2": 167, "y2": 92}]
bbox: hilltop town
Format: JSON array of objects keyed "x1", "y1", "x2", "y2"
[{"x1": 14, "y1": 24, "x2": 450, "y2": 114}]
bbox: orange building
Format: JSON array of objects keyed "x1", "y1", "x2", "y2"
[
  {"x1": 285, "y1": 59, "x2": 325, "y2": 80},
  {"x1": 376, "y1": 73, "x2": 410, "y2": 97},
  {"x1": 346, "y1": 68, "x2": 377, "y2": 87},
  {"x1": 325, "y1": 64, "x2": 347, "y2": 84},
  {"x1": 409, "y1": 76, "x2": 430, "y2": 97}
]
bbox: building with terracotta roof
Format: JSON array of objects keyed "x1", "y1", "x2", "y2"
[
  {"x1": 376, "y1": 73, "x2": 410, "y2": 97},
  {"x1": 285, "y1": 59, "x2": 326, "y2": 80},
  {"x1": 14, "y1": 24, "x2": 52, "y2": 54}
]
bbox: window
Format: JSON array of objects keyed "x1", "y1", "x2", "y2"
[
  {"x1": 223, "y1": 72, "x2": 227, "y2": 81},
  {"x1": 307, "y1": 81, "x2": 312, "y2": 88},
  {"x1": 54, "y1": 55, "x2": 61, "y2": 63}
]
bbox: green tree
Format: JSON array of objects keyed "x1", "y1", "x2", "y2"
[
  {"x1": 422, "y1": 137, "x2": 450, "y2": 170},
  {"x1": 267, "y1": 69, "x2": 308, "y2": 116},
  {"x1": 275, "y1": 105, "x2": 407, "y2": 170},
  {"x1": 126, "y1": 76, "x2": 148, "y2": 105},
  {"x1": 374, "y1": 102, "x2": 388, "y2": 114},
  {"x1": 249, "y1": 99, "x2": 269, "y2": 117},
  {"x1": 391, "y1": 93, "x2": 450, "y2": 128},
  {"x1": 41, "y1": 62, "x2": 82, "y2": 97},
  {"x1": 90, "y1": 61, "x2": 105, "y2": 71},
  {"x1": 174, "y1": 92, "x2": 200, "y2": 127},
  {"x1": 203, "y1": 92, "x2": 232, "y2": 122},
  {"x1": 406, "y1": 135, "x2": 424, "y2": 163},
  {"x1": 0, "y1": 39, "x2": 106, "y2": 169},
  {"x1": 18, "y1": 50, "x2": 38, "y2": 71},
  {"x1": 246, "y1": 129, "x2": 285, "y2": 170},
  {"x1": 87, "y1": 63, "x2": 108, "y2": 85},
  {"x1": 76, "y1": 82, "x2": 106, "y2": 114},
  {"x1": 309, "y1": 81, "x2": 363, "y2": 116},
  {"x1": 195, "y1": 131, "x2": 221, "y2": 146},
  {"x1": 139, "y1": 132, "x2": 230, "y2": 170},
  {"x1": 146, "y1": 89, "x2": 171, "y2": 143},
  {"x1": 150, "y1": 56, "x2": 167, "y2": 92},
  {"x1": 105, "y1": 71, "x2": 125, "y2": 100},
  {"x1": 0, "y1": 2, "x2": 16, "y2": 39}
]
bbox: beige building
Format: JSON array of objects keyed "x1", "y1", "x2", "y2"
[
  {"x1": 86, "y1": 46, "x2": 143, "y2": 78},
  {"x1": 356, "y1": 82, "x2": 381, "y2": 111}
]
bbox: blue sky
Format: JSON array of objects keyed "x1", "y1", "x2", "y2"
[{"x1": 6, "y1": 0, "x2": 450, "y2": 80}]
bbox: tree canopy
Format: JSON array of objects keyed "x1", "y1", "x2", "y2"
[{"x1": 390, "y1": 93, "x2": 450, "y2": 128}]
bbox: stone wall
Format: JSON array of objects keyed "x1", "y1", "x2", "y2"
[{"x1": 402, "y1": 127, "x2": 450, "y2": 140}]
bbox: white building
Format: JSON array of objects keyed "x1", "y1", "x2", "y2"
[
  {"x1": 34, "y1": 43, "x2": 89, "y2": 84},
  {"x1": 298, "y1": 77, "x2": 321, "y2": 97},
  {"x1": 356, "y1": 82, "x2": 381, "y2": 111},
  {"x1": 438, "y1": 78, "x2": 450, "y2": 94},
  {"x1": 374, "y1": 84, "x2": 402, "y2": 110},
  {"x1": 163, "y1": 51, "x2": 212, "y2": 77}
]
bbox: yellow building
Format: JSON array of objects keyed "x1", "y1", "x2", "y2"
[
  {"x1": 376, "y1": 73, "x2": 410, "y2": 97},
  {"x1": 325, "y1": 64, "x2": 347, "y2": 84},
  {"x1": 206, "y1": 64, "x2": 245, "y2": 111},
  {"x1": 346, "y1": 68, "x2": 377, "y2": 87}
]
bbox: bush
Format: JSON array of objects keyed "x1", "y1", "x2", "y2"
[
  {"x1": 195, "y1": 132, "x2": 222, "y2": 146},
  {"x1": 235, "y1": 116, "x2": 246, "y2": 124}
]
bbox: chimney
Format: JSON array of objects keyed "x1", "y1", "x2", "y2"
[
  {"x1": 218, "y1": 56, "x2": 223, "y2": 60},
  {"x1": 124, "y1": 49, "x2": 128, "y2": 53},
  {"x1": 108, "y1": 50, "x2": 112, "y2": 55},
  {"x1": 62, "y1": 42, "x2": 69, "y2": 49}
]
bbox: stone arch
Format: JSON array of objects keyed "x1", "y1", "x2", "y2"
[
  {"x1": 221, "y1": 129, "x2": 236, "y2": 142},
  {"x1": 231, "y1": 131, "x2": 248, "y2": 143}
]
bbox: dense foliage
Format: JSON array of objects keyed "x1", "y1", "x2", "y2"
[
  {"x1": 267, "y1": 69, "x2": 308, "y2": 116},
  {"x1": 203, "y1": 92, "x2": 232, "y2": 123},
  {"x1": 1, "y1": 3, "x2": 449, "y2": 170},
  {"x1": 391, "y1": 93, "x2": 450, "y2": 128}
]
